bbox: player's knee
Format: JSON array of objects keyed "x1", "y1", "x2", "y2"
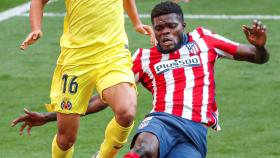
[
  {"x1": 132, "y1": 138, "x2": 157, "y2": 157},
  {"x1": 115, "y1": 98, "x2": 137, "y2": 127},
  {"x1": 131, "y1": 132, "x2": 159, "y2": 157},
  {"x1": 57, "y1": 133, "x2": 77, "y2": 150},
  {"x1": 115, "y1": 109, "x2": 136, "y2": 127}
]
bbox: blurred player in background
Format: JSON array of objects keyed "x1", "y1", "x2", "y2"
[
  {"x1": 14, "y1": 1, "x2": 268, "y2": 158},
  {"x1": 18, "y1": 0, "x2": 154, "y2": 158}
]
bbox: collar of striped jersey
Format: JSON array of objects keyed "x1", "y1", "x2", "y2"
[{"x1": 157, "y1": 33, "x2": 189, "y2": 54}]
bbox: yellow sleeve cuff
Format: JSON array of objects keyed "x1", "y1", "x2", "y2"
[{"x1": 45, "y1": 103, "x2": 55, "y2": 112}]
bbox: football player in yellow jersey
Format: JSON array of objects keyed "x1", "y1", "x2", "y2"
[{"x1": 19, "y1": 0, "x2": 155, "y2": 158}]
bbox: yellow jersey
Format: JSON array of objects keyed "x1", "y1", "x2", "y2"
[{"x1": 58, "y1": 0, "x2": 130, "y2": 65}]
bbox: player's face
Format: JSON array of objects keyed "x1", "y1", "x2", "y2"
[{"x1": 153, "y1": 13, "x2": 185, "y2": 52}]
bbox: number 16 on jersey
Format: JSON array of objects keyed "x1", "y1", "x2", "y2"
[{"x1": 62, "y1": 74, "x2": 79, "y2": 94}]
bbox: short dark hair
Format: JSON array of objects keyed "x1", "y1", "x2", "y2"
[{"x1": 151, "y1": 1, "x2": 184, "y2": 24}]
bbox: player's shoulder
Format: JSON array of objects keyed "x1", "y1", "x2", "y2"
[
  {"x1": 134, "y1": 47, "x2": 155, "y2": 55},
  {"x1": 132, "y1": 47, "x2": 157, "y2": 61},
  {"x1": 189, "y1": 26, "x2": 216, "y2": 38},
  {"x1": 132, "y1": 48, "x2": 150, "y2": 60},
  {"x1": 134, "y1": 48, "x2": 151, "y2": 55}
]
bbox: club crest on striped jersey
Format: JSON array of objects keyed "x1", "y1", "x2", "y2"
[
  {"x1": 154, "y1": 55, "x2": 201, "y2": 75},
  {"x1": 186, "y1": 41, "x2": 197, "y2": 52}
]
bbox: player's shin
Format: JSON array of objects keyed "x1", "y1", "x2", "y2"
[
  {"x1": 52, "y1": 135, "x2": 74, "y2": 158},
  {"x1": 98, "y1": 117, "x2": 134, "y2": 158}
]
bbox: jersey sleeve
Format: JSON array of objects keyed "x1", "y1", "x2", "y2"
[
  {"x1": 132, "y1": 48, "x2": 143, "y2": 83},
  {"x1": 201, "y1": 28, "x2": 239, "y2": 59}
]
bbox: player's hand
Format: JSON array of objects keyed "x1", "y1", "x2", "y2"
[
  {"x1": 11, "y1": 108, "x2": 47, "y2": 136},
  {"x1": 20, "y1": 30, "x2": 43, "y2": 50},
  {"x1": 134, "y1": 24, "x2": 157, "y2": 46},
  {"x1": 242, "y1": 20, "x2": 267, "y2": 48}
]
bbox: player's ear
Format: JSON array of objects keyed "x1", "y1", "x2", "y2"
[{"x1": 182, "y1": 22, "x2": 186, "y2": 29}]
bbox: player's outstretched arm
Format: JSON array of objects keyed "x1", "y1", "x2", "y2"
[
  {"x1": 11, "y1": 95, "x2": 108, "y2": 135},
  {"x1": 85, "y1": 95, "x2": 108, "y2": 115},
  {"x1": 234, "y1": 20, "x2": 269, "y2": 64},
  {"x1": 11, "y1": 108, "x2": 54, "y2": 136},
  {"x1": 20, "y1": 0, "x2": 49, "y2": 50},
  {"x1": 123, "y1": 0, "x2": 156, "y2": 46}
]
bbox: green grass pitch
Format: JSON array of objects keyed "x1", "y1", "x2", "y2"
[{"x1": 0, "y1": 0, "x2": 280, "y2": 157}]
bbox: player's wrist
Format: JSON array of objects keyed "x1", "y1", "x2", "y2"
[
  {"x1": 255, "y1": 45, "x2": 265, "y2": 49},
  {"x1": 133, "y1": 24, "x2": 142, "y2": 32},
  {"x1": 43, "y1": 112, "x2": 57, "y2": 122}
]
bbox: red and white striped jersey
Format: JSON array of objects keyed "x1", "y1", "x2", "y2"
[{"x1": 132, "y1": 27, "x2": 239, "y2": 130}]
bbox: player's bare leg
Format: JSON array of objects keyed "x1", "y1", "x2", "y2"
[
  {"x1": 124, "y1": 132, "x2": 159, "y2": 158},
  {"x1": 104, "y1": 83, "x2": 137, "y2": 127},
  {"x1": 97, "y1": 82, "x2": 137, "y2": 158},
  {"x1": 52, "y1": 113, "x2": 80, "y2": 158}
]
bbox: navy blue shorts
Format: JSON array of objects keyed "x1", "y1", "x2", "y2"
[{"x1": 131, "y1": 112, "x2": 208, "y2": 158}]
